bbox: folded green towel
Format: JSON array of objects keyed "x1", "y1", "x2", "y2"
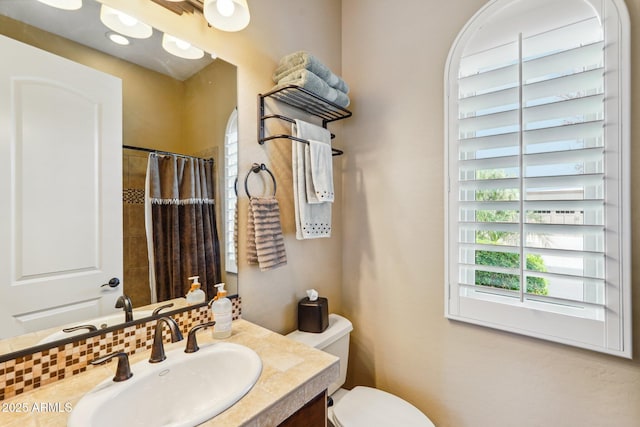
[
  {"x1": 273, "y1": 51, "x2": 350, "y2": 93},
  {"x1": 275, "y1": 69, "x2": 350, "y2": 108}
]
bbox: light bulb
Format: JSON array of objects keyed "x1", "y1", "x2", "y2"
[
  {"x1": 216, "y1": 0, "x2": 235, "y2": 17},
  {"x1": 108, "y1": 33, "x2": 130, "y2": 45},
  {"x1": 203, "y1": 0, "x2": 250, "y2": 32}
]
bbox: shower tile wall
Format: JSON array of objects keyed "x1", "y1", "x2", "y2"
[{"x1": 123, "y1": 149, "x2": 151, "y2": 306}]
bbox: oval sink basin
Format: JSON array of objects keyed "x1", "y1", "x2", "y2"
[
  {"x1": 67, "y1": 342, "x2": 262, "y2": 427},
  {"x1": 38, "y1": 310, "x2": 154, "y2": 345}
]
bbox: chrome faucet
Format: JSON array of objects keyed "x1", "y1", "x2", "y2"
[
  {"x1": 149, "y1": 317, "x2": 183, "y2": 363},
  {"x1": 115, "y1": 294, "x2": 133, "y2": 322}
]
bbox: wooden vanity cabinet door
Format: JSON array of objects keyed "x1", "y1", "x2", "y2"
[{"x1": 278, "y1": 390, "x2": 328, "y2": 427}]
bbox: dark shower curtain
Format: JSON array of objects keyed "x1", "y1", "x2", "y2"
[{"x1": 146, "y1": 153, "x2": 221, "y2": 302}]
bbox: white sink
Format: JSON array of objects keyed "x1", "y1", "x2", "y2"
[
  {"x1": 67, "y1": 342, "x2": 262, "y2": 427},
  {"x1": 38, "y1": 310, "x2": 154, "y2": 345}
]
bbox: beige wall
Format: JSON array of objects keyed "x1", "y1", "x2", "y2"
[
  {"x1": 184, "y1": 59, "x2": 237, "y2": 157},
  {"x1": 342, "y1": 0, "x2": 640, "y2": 426}
]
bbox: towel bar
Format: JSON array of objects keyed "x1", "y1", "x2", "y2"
[
  {"x1": 258, "y1": 85, "x2": 351, "y2": 156},
  {"x1": 260, "y1": 113, "x2": 342, "y2": 155},
  {"x1": 262, "y1": 113, "x2": 337, "y2": 140}
]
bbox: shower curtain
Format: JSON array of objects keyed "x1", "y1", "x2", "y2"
[{"x1": 145, "y1": 153, "x2": 221, "y2": 303}]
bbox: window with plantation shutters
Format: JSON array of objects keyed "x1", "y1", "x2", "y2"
[
  {"x1": 445, "y1": 0, "x2": 631, "y2": 357},
  {"x1": 224, "y1": 108, "x2": 238, "y2": 274}
]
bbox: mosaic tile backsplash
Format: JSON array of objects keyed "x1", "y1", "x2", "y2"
[{"x1": 0, "y1": 298, "x2": 241, "y2": 401}]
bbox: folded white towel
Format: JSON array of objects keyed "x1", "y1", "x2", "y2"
[
  {"x1": 275, "y1": 69, "x2": 350, "y2": 108},
  {"x1": 273, "y1": 50, "x2": 350, "y2": 93},
  {"x1": 293, "y1": 120, "x2": 333, "y2": 239}
]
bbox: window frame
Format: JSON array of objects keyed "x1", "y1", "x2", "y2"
[{"x1": 444, "y1": 0, "x2": 632, "y2": 357}]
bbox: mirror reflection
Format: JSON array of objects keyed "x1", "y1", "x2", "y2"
[{"x1": 0, "y1": 0, "x2": 238, "y2": 356}]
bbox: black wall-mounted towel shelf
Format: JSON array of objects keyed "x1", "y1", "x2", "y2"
[{"x1": 258, "y1": 85, "x2": 352, "y2": 156}]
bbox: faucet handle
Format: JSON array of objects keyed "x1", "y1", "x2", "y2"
[
  {"x1": 152, "y1": 303, "x2": 175, "y2": 316},
  {"x1": 62, "y1": 324, "x2": 98, "y2": 333},
  {"x1": 184, "y1": 321, "x2": 216, "y2": 353},
  {"x1": 90, "y1": 352, "x2": 133, "y2": 382}
]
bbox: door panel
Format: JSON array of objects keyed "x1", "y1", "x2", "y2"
[{"x1": 0, "y1": 34, "x2": 123, "y2": 338}]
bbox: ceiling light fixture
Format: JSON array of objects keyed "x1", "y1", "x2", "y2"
[
  {"x1": 36, "y1": 0, "x2": 82, "y2": 10},
  {"x1": 216, "y1": 0, "x2": 235, "y2": 17},
  {"x1": 203, "y1": 0, "x2": 250, "y2": 32},
  {"x1": 100, "y1": 5, "x2": 152, "y2": 39},
  {"x1": 106, "y1": 32, "x2": 130, "y2": 46},
  {"x1": 161, "y1": 33, "x2": 205, "y2": 60}
]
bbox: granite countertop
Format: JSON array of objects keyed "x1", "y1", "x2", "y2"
[{"x1": 0, "y1": 319, "x2": 339, "y2": 427}]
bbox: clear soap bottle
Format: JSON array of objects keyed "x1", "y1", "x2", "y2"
[
  {"x1": 186, "y1": 276, "x2": 206, "y2": 305},
  {"x1": 210, "y1": 283, "x2": 232, "y2": 338}
]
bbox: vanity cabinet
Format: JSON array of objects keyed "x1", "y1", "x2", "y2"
[{"x1": 279, "y1": 391, "x2": 328, "y2": 427}]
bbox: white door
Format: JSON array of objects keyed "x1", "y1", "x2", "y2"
[{"x1": 0, "y1": 35, "x2": 123, "y2": 339}]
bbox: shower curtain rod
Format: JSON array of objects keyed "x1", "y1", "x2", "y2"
[{"x1": 122, "y1": 145, "x2": 213, "y2": 162}]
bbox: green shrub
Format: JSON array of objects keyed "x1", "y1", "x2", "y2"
[{"x1": 475, "y1": 250, "x2": 548, "y2": 295}]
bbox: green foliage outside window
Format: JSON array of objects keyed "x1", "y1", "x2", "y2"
[
  {"x1": 473, "y1": 169, "x2": 548, "y2": 295},
  {"x1": 475, "y1": 249, "x2": 548, "y2": 295}
]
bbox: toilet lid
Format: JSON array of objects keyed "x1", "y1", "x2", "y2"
[{"x1": 332, "y1": 386, "x2": 435, "y2": 427}]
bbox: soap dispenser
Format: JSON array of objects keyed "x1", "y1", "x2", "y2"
[
  {"x1": 186, "y1": 276, "x2": 206, "y2": 305},
  {"x1": 210, "y1": 283, "x2": 232, "y2": 338}
]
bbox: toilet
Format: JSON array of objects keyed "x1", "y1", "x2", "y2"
[{"x1": 287, "y1": 314, "x2": 435, "y2": 427}]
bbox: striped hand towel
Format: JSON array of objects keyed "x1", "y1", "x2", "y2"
[{"x1": 247, "y1": 196, "x2": 287, "y2": 271}]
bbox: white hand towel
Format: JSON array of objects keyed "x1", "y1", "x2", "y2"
[
  {"x1": 293, "y1": 120, "x2": 332, "y2": 239},
  {"x1": 305, "y1": 139, "x2": 334, "y2": 203}
]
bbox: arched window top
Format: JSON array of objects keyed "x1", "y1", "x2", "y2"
[
  {"x1": 449, "y1": 0, "x2": 627, "y2": 78},
  {"x1": 461, "y1": 0, "x2": 603, "y2": 57}
]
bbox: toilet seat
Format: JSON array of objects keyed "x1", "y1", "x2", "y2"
[{"x1": 331, "y1": 386, "x2": 435, "y2": 427}]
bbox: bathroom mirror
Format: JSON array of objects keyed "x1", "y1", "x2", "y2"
[{"x1": 0, "y1": 0, "x2": 238, "y2": 356}]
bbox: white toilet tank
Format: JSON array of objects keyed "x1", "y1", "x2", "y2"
[{"x1": 287, "y1": 313, "x2": 353, "y2": 395}]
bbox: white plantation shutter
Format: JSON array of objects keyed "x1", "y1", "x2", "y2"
[
  {"x1": 224, "y1": 108, "x2": 238, "y2": 274},
  {"x1": 445, "y1": 0, "x2": 631, "y2": 357}
]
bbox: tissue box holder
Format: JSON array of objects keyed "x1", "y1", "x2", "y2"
[{"x1": 297, "y1": 297, "x2": 329, "y2": 333}]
